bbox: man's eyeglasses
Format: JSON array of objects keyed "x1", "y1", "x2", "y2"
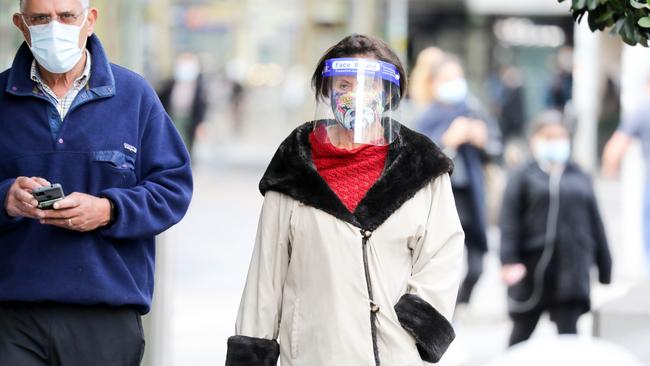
[{"x1": 21, "y1": 9, "x2": 87, "y2": 26}]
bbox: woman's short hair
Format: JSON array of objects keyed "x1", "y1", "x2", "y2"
[{"x1": 311, "y1": 34, "x2": 407, "y2": 109}]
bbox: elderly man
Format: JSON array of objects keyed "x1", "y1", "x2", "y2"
[{"x1": 0, "y1": 1, "x2": 193, "y2": 365}]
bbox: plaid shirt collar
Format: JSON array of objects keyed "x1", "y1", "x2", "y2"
[{"x1": 30, "y1": 49, "x2": 92, "y2": 94}]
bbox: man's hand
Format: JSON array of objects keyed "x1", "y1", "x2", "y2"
[
  {"x1": 40, "y1": 192, "x2": 111, "y2": 232},
  {"x1": 4, "y1": 176, "x2": 50, "y2": 219}
]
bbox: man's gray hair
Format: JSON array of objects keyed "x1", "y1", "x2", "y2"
[{"x1": 20, "y1": 0, "x2": 90, "y2": 11}]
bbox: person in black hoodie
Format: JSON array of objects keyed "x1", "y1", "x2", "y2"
[{"x1": 499, "y1": 110, "x2": 612, "y2": 346}]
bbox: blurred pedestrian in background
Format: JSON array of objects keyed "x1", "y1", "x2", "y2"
[
  {"x1": 500, "y1": 111, "x2": 612, "y2": 346},
  {"x1": 545, "y1": 47, "x2": 574, "y2": 114},
  {"x1": 0, "y1": 1, "x2": 193, "y2": 364},
  {"x1": 416, "y1": 53, "x2": 503, "y2": 307},
  {"x1": 487, "y1": 64, "x2": 527, "y2": 168},
  {"x1": 602, "y1": 78, "x2": 650, "y2": 269},
  {"x1": 226, "y1": 34, "x2": 464, "y2": 366},
  {"x1": 159, "y1": 53, "x2": 208, "y2": 157},
  {"x1": 224, "y1": 58, "x2": 246, "y2": 136},
  {"x1": 488, "y1": 65, "x2": 526, "y2": 143},
  {"x1": 408, "y1": 46, "x2": 444, "y2": 109},
  {"x1": 229, "y1": 79, "x2": 244, "y2": 135}
]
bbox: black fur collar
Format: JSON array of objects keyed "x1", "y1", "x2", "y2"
[{"x1": 259, "y1": 121, "x2": 453, "y2": 231}]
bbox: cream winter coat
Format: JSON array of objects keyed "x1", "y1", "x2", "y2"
[{"x1": 226, "y1": 122, "x2": 465, "y2": 366}]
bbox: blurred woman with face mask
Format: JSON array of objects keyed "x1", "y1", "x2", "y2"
[
  {"x1": 499, "y1": 110, "x2": 612, "y2": 346},
  {"x1": 416, "y1": 53, "x2": 503, "y2": 307},
  {"x1": 226, "y1": 35, "x2": 465, "y2": 366}
]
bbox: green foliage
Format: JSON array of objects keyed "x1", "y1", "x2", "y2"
[{"x1": 559, "y1": 0, "x2": 650, "y2": 46}]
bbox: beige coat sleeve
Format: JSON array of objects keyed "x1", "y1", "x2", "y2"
[
  {"x1": 394, "y1": 173, "x2": 465, "y2": 363},
  {"x1": 226, "y1": 191, "x2": 293, "y2": 366}
]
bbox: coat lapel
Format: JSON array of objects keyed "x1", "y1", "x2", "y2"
[
  {"x1": 259, "y1": 121, "x2": 453, "y2": 231},
  {"x1": 259, "y1": 122, "x2": 359, "y2": 226}
]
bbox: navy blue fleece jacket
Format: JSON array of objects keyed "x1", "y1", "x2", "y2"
[{"x1": 0, "y1": 35, "x2": 193, "y2": 313}]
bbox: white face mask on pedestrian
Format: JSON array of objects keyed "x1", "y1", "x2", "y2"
[
  {"x1": 25, "y1": 13, "x2": 88, "y2": 74},
  {"x1": 436, "y1": 78, "x2": 468, "y2": 105},
  {"x1": 174, "y1": 60, "x2": 200, "y2": 82},
  {"x1": 533, "y1": 139, "x2": 571, "y2": 166}
]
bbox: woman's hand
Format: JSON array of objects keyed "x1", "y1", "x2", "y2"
[
  {"x1": 501, "y1": 263, "x2": 527, "y2": 286},
  {"x1": 442, "y1": 117, "x2": 471, "y2": 149},
  {"x1": 442, "y1": 117, "x2": 488, "y2": 150},
  {"x1": 467, "y1": 119, "x2": 488, "y2": 149}
]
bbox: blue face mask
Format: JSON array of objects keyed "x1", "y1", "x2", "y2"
[
  {"x1": 534, "y1": 139, "x2": 571, "y2": 165},
  {"x1": 436, "y1": 78, "x2": 468, "y2": 105}
]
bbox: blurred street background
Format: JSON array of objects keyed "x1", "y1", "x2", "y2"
[{"x1": 2, "y1": 0, "x2": 649, "y2": 365}]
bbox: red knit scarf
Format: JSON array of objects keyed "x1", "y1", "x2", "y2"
[{"x1": 310, "y1": 128, "x2": 389, "y2": 212}]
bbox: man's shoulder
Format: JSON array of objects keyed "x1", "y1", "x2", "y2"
[
  {"x1": 0, "y1": 68, "x2": 14, "y2": 100},
  {"x1": 108, "y1": 63, "x2": 159, "y2": 102},
  {"x1": 109, "y1": 63, "x2": 150, "y2": 88},
  {"x1": 0, "y1": 68, "x2": 10, "y2": 87}
]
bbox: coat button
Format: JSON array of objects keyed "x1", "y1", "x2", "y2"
[
  {"x1": 58, "y1": 138, "x2": 64, "y2": 144},
  {"x1": 370, "y1": 303, "x2": 380, "y2": 313}
]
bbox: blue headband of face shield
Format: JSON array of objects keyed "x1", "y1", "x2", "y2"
[{"x1": 322, "y1": 58, "x2": 401, "y2": 88}]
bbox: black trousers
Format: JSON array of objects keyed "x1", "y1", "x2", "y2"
[
  {"x1": 457, "y1": 246, "x2": 485, "y2": 304},
  {"x1": 508, "y1": 303, "x2": 583, "y2": 347},
  {"x1": 0, "y1": 302, "x2": 145, "y2": 366},
  {"x1": 453, "y1": 187, "x2": 486, "y2": 305}
]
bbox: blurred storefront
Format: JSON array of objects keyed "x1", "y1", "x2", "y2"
[
  {"x1": 0, "y1": 1, "x2": 22, "y2": 69},
  {"x1": 166, "y1": 0, "x2": 406, "y2": 73},
  {"x1": 0, "y1": 0, "x2": 158, "y2": 73},
  {"x1": 408, "y1": 0, "x2": 574, "y2": 125},
  {"x1": 1, "y1": 0, "x2": 407, "y2": 109}
]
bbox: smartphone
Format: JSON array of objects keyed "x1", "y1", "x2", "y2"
[{"x1": 32, "y1": 184, "x2": 65, "y2": 210}]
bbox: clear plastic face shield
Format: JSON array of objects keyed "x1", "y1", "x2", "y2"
[{"x1": 314, "y1": 58, "x2": 401, "y2": 146}]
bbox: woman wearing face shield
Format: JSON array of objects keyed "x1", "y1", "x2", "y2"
[
  {"x1": 226, "y1": 35, "x2": 464, "y2": 366},
  {"x1": 499, "y1": 111, "x2": 612, "y2": 346},
  {"x1": 415, "y1": 53, "x2": 503, "y2": 308}
]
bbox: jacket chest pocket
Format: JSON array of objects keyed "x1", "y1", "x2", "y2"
[{"x1": 89, "y1": 150, "x2": 137, "y2": 188}]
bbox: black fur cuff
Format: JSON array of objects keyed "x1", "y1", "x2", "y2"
[
  {"x1": 394, "y1": 294, "x2": 455, "y2": 363},
  {"x1": 226, "y1": 335, "x2": 280, "y2": 366}
]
